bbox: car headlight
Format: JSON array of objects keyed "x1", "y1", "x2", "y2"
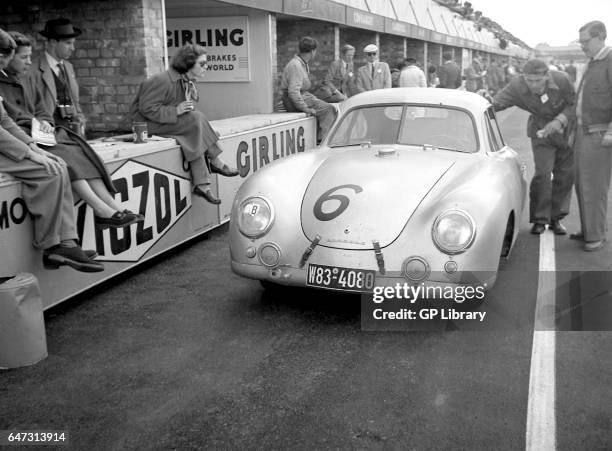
[
  {"x1": 432, "y1": 209, "x2": 475, "y2": 254},
  {"x1": 237, "y1": 196, "x2": 274, "y2": 238}
]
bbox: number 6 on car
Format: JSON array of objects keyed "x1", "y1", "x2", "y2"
[{"x1": 313, "y1": 184, "x2": 363, "y2": 221}]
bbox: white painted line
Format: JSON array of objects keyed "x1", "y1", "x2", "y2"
[{"x1": 526, "y1": 230, "x2": 557, "y2": 451}]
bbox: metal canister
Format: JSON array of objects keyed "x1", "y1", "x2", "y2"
[{"x1": 132, "y1": 121, "x2": 148, "y2": 143}]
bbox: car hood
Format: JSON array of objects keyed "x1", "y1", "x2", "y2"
[{"x1": 301, "y1": 147, "x2": 456, "y2": 249}]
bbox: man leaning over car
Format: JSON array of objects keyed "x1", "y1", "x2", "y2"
[{"x1": 490, "y1": 58, "x2": 576, "y2": 235}]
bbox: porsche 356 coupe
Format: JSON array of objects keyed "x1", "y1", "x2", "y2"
[{"x1": 230, "y1": 88, "x2": 527, "y2": 293}]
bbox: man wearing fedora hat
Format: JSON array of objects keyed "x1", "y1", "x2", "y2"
[
  {"x1": 26, "y1": 19, "x2": 143, "y2": 228},
  {"x1": 30, "y1": 18, "x2": 85, "y2": 131}
]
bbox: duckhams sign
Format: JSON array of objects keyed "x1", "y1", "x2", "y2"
[{"x1": 166, "y1": 16, "x2": 250, "y2": 82}]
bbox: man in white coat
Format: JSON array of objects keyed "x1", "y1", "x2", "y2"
[{"x1": 399, "y1": 57, "x2": 427, "y2": 87}]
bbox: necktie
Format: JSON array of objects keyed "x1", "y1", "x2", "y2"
[
  {"x1": 57, "y1": 61, "x2": 74, "y2": 104},
  {"x1": 57, "y1": 61, "x2": 69, "y2": 84},
  {"x1": 371, "y1": 63, "x2": 375, "y2": 79}
]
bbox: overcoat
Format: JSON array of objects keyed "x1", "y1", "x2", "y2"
[
  {"x1": 0, "y1": 70, "x2": 115, "y2": 192},
  {"x1": 130, "y1": 68, "x2": 220, "y2": 162},
  {"x1": 30, "y1": 54, "x2": 86, "y2": 125}
]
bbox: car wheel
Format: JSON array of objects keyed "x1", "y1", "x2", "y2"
[{"x1": 500, "y1": 213, "x2": 514, "y2": 258}]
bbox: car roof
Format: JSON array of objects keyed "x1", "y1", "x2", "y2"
[{"x1": 340, "y1": 87, "x2": 491, "y2": 114}]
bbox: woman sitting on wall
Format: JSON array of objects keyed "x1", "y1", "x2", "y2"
[
  {"x1": 0, "y1": 31, "x2": 143, "y2": 229},
  {"x1": 130, "y1": 44, "x2": 238, "y2": 205}
]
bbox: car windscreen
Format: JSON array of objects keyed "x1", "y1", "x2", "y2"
[{"x1": 328, "y1": 104, "x2": 478, "y2": 153}]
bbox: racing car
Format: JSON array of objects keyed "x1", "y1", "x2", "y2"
[{"x1": 230, "y1": 88, "x2": 527, "y2": 293}]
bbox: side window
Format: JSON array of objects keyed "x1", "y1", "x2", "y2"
[{"x1": 487, "y1": 108, "x2": 506, "y2": 150}]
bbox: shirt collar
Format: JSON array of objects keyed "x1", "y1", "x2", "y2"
[
  {"x1": 296, "y1": 55, "x2": 309, "y2": 73},
  {"x1": 45, "y1": 51, "x2": 62, "y2": 74},
  {"x1": 593, "y1": 46, "x2": 611, "y2": 61}
]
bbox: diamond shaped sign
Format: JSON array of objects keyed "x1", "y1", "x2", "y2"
[{"x1": 75, "y1": 160, "x2": 192, "y2": 262}]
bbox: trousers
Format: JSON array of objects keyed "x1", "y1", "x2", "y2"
[
  {"x1": 282, "y1": 91, "x2": 337, "y2": 142},
  {"x1": 0, "y1": 155, "x2": 77, "y2": 249},
  {"x1": 529, "y1": 136, "x2": 574, "y2": 224},
  {"x1": 574, "y1": 129, "x2": 612, "y2": 241}
]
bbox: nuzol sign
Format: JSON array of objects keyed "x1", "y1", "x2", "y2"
[
  {"x1": 76, "y1": 161, "x2": 193, "y2": 262},
  {"x1": 166, "y1": 16, "x2": 250, "y2": 82}
]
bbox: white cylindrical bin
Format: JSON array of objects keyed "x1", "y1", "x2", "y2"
[{"x1": 0, "y1": 273, "x2": 47, "y2": 369}]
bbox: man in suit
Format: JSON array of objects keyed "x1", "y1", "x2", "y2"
[
  {"x1": 30, "y1": 18, "x2": 86, "y2": 134},
  {"x1": 437, "y1": 51, "x2": 462, "y2": 89},
  {"x1": 356, "y1": 44, "x2": 391, "y2": 92},
  {"x1": 324, "y1": 44, "x2": 356, "y2": 98},
  {"x1": 572, "y1": 20, "x2": 612, "y2": 251}
]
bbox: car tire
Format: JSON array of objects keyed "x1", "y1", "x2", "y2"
[{"x1": 500, "y1": 213, "x2": 514, "y2": 258}]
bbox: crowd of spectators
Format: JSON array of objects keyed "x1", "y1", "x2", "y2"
[{"x1": 285, "y1": 37, "x2": 527, "y2": 112}]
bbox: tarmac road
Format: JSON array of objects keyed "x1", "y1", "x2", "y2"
[{"x1": 0, "y1": 108, "x2": 610, "y2": 450}]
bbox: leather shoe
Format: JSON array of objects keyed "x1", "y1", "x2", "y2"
[
  {"x1": 193, "y1": 185, "x2": 221, "y2": 204},
  {"x1": 549, "y1": 220, "x2": 567, "y2": 235},
  {"x1": 569, "y1": 232, "x2": 584, "y2": 241},
  {"x1": 210, "y1": 163, "x2": 239, "y2": 177},
  {"x1": 531, "y1": 223, "x2": 546, "y2": 234},
  {"x1": 43, "y1": 249, "x2": 98, "y2": 269},
  {"x1": 95, "y1": 211, "x2": 142, "y2": 230},
  {"x1": 124, "y1": 209, "x2": 145, "y2": 221},
  {"x1": 43, "y1": 245, "x2": 104, "y2": 272},
  {"x1": 584, "y1": 240, "x2": 605, "y2": 251}
]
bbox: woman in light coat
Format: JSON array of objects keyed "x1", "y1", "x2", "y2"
[{"x1": 130, "y1": 44, "x2": 238, "y2": 204}]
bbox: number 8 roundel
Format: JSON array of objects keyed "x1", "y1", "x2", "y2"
[{"x1": 313, "y1": 184, "x2": 363, "y2": 221}]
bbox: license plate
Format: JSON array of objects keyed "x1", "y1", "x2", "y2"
[{"x1": 306, "y1": 263, "x2": 376, "y2": 292}]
